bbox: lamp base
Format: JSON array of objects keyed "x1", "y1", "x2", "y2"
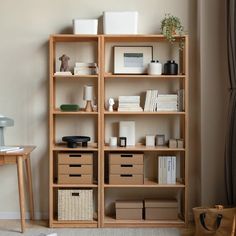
[{"x1": 85, "y1": 101, "x2": 93, "y2": 112}]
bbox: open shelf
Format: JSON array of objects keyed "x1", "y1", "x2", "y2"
[
  {"x1": 103, "y1": 216, "x2": 185, "y2": 228},
  {"x1": 53, "y1": 143, "x2": 98, "y2": 151},
  {"x1": 104, "y1": 144, "x2": 185, "y2": 152},
  {"x1": 51, "y1": 34, "x2": 99, "y2": 42},
  {"x1": 52, "y1": 219, "x2": 98, "y2": 228},
  {"x1": 53, "y1": 75, "x2": 98, "y2": 79},
  {"x1": 104, "y1": 73, "x2": 186, "y2": 79},
  {"x1": 104, "y1": 111, "x2": 185, "y2": 115},
  {"x1": 53, "y1": 109, "x2": 98, "y2": 115}
]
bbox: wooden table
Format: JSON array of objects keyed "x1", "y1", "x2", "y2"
[{"x1": 0, "y1": 146, "x2": 35, "y2": 233}]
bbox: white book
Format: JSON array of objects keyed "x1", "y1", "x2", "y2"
[
  {"x1": 150, "y1": 90, "x2": 155, "y2": 112},
  {"x1": 119, "y1": 96, "x2": 140, "y2": 102},
  {"x1": 167, "y1": 157, "x2": 172, "y2": 184},
  {"x1": 171, "y1": 156, "x2": 176, "y2": 184},
  {"x1": 154, "y1": 90, "x2": 158, "y2": 112},
  {"x1": 75, "y1": 62, "x2": 97, "y2": 67},
  {"x1": 54, "y1": 71, "x2": 72, "y2": 76},
  {"x1": 144, "y1": 90, "x2": 151, "y2": 112},
  {"x1": 162, "y1": 157, "x2": 167, "y2": 184},
  {"x1": 118, "y1": 107, "x2": 143, "y2": 111},
  {"x1": 158, "y1": 156, "x2": 163, "y2": 184}
]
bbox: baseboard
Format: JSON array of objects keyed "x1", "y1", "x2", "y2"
[{"x1": 0, "y1": 212, "x2": 48, "y2": 220}]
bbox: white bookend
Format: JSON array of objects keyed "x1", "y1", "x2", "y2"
[
  {"x1": 167, "y1": 157, "x2": 172, "y2": 184},
  {"x1": 171, "y1": 156, "x2": 176, "y2": 184},
  {"x1": 158, "y1": 156, "x2": 163, "y2": 184}
]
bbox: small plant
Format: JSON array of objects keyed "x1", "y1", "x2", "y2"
[{"x1": 161, "y1": 14, "x2": 184, "y2": 49}]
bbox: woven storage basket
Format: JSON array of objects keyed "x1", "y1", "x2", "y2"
[{"x1": 58, "y1": 189, "x2": 93, "y2": 220}]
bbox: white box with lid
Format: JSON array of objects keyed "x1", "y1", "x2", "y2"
[
  {"x1": 103, "y1": 11, "x2": 138, "y2": 34},
  {"x1": 73, "y1": 19, "x2": 98, "y2": 35}
]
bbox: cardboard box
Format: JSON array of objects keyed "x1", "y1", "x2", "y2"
[
  {"x1": 169, "y1": 139, "x2": 177, "y2": 148},
  {"x1": 177, "y1": 139, "x2": 184, "y2": 148},
  {"x1": 58, "y1": 164, "x2": 92, "y2": 175},
  {"x1": 109, "y1": 153, "x2": 143, "y2": 165},
  {"x1": 116, "y1": 200, "x2": 143, "y2": 220},
  {"x1": 110, "y1": 164, "x2": 143, "y2": 174},
  {"x1": 144, "y1": 200, "x2": 178, "y2": 220},
  {"x1": 58, "y1": 174, "x2": 92, "y2": 184},
  {"x1": 58, "y1": 153, "x2": 93, "y2": 164},
  {"x1": 103, "y1": 11, "x2": 138, "y2": 35},
  {"x1": 109, "y1": 174, "x2": 143, "y2": 184}
]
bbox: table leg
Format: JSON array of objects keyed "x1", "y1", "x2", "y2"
[
  {"x1": 17, "y1": 156, "x2": 25, "y2": 233},
  {"x1": 25, "y1": 156, "x2": 35, "y2": 220}
]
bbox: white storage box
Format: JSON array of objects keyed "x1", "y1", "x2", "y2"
[
  {"x1": 58, "y1": 189, "x2": 93, "y2": 220},
  {"x1": 103, "y1": 11, "x2": 138, "y2": 34},
  {"x1": 73, "y1": 19, "x2": 98, "y2": 35}
]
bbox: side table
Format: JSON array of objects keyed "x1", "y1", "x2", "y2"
[{"x1": 0, "y1": 146, "x2": 36, "y2": 233}]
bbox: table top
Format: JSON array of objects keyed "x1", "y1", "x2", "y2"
[{"x1": 0, "y1": 146, "x2": 36, "y2": 156}]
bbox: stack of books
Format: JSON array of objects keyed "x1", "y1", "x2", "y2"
[
  {"x1": 74, "y1": 62, "x2": 97, "y2": 75},
  {"x1": 158, "y1": 156, "x2": 176, "y2": 184},
  {"x1": 156, "y1": 94, "x2": 178, "y2": 111},
  {"x1": 144, "y1": 90, "x2": 158, "y2": 112},
  {"x1": 118, "y1": 96, "x2": 143, "y2": 112}
]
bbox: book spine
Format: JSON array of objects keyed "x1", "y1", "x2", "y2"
[
  {"x1": 162, "y1": 157, "x2": 167, "y2": 184},
  {"x1": 167, "y1": 156, "x2": 172, "y2": 184},
  {"x1": 158, "y1": 156, "x2": 162, "y2": 184},
  {"x1": 171, "y1": 156, "x2": 176, "y2": 184}
]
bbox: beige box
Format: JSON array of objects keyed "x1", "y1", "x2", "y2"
[
  {"x1": 177, "y1": 139, "x2": 184, "y2": 148},
  {"x1": 109, "y1": 174, "x2": 143, "y2": 184},
  {"x1": 169, "y1": 139, "x2": 177, "y2": 148},
  {"x1": 109, "y1": 153, "x2": 143, "y2": 165},
  {"x1": 110, "y1": 164, "x2": 143, "y2": 174},
  {"x1": 116, "y1": 200, "x2": 143, "y2": 220},
  {"x1": 58, "y1": 174, "x2": 92, "y2": 184},
  {"x1": 58, "y1": 153, "x2": 93, "y2": 165},
  {"x1": 144, "y1": 200, "x2": 178, "y2": 220},
  {"x1": 58, "y1": 164, "x2": 93, "y2": 175}
]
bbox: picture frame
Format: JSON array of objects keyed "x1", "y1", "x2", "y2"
[
  {"x1": 114, "y1": 46, "x2": 153, "y2": 74},
  {"x1": 155, "y1": 134, "x2": 165, "y2": 146}
]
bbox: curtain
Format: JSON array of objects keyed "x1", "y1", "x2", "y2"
[{"x1": 225, "y1": 0, "x2": 236, "y2": 205}]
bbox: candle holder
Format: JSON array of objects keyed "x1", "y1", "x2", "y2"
[{"x1": 83, "y1": 85, "x2": 94, "y2": 112}]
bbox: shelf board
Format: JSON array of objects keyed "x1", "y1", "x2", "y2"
[
  {"x1": 52, "y1": 219, "x2": 98, "y2": 228},
  {"x1": 104, "y1": 179, "x2": 185, "y2": 188},
  {"x1": 104, "y1": 144, "x2": 185, "y2": 152},
  {"x1": 52, "y1": 143, "x2": 98, "y2": 151},
  {"x1": 53, "y1": 109, "x2": 98, "y2": 115},
  {"x1": 51, "y1": 34, "x2": 99, "y2": 42},
  {"x1": 104, "y1": 111, "x2": 185, "y2": 115},
  {"x1": 103, "y1": 216, "x2": 185, "y2": 227},
  {"x1": 53, "y1": 75, "x2": 98, "y2": 79},
  {"x1": 53, "y1": 183, "x2": 98, "y2": 188},
  {"x1": 104, "y1": 73, "x2": 185, "y2": 79}
]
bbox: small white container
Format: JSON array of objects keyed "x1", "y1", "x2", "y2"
[
  {"x1": 103, "y1": 11, "x2": 138, "y2": 34},
  {"x1": 73, "y1": 19, "x2": 98, "y2": 35},
  {"x1": 148, "y1": 61, "x2": 162, "y2": 75},
  {"x1": 109, "y1": 137, "x2": 118, "y2": 147},
  {"x1": 146, "y1": 136, "x2": 155, "y2": 147}
]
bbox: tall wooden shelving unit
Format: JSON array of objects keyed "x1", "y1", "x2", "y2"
[{"x1": 49, "y1": 34, "x2": 188, "y2": 228}]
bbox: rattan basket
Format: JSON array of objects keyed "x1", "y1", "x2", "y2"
[{"x1": 58, "y1": 189, "x2": 93, "y2": 220}]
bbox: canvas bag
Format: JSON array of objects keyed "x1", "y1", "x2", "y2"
[{"x1": 193, "y1": 206, "x2": 236, "y2": 236}]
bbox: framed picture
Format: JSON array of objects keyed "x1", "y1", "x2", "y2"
[
  {"x1": 114, "y1": 46, "x2": 153, "y2": 74},
  {"x1": 155, "y1": 134, "x2": 165, "y2": 146}
]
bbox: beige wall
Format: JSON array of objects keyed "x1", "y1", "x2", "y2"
[{"x1": 0, "y1": 0, "x2": 224, "y2": 219}]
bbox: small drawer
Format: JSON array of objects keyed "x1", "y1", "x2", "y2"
[
  {"x1": 109, "y1": 174, "x2": 143, "y2": 185},
  {"x1": 58, "y1": 164, "x2": 93, "y2": 175},
  {"x1": 109, "y1": 153, "x2": 143, "y2": 165},
  {"x1": 58, "y1": 153, "x2": 93, "y2": 165},
  {"x1": 110, "y1": 164, "x2": 143, "y2": 174},
  {"x1": 58, "y1": 174, "x2": 93, "y2": 184}
]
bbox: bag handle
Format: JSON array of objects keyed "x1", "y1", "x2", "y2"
[{"x1": 200, "y1": 213, "x2": 223, "y2": 231}]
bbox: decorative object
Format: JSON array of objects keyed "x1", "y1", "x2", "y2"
[
  {"x1": 109, "y1": 137, "x2": 118, "y2": 147},
  {"x1": 169, "y1": 139, "x2": 177, "y2": 148},
  {"x1": 83, "y1": 85, "x2": 94, "y2": 112},
  {"x1": 73, "y1": 19, "x2": 98, "y2": 35},
  {"x1": 58, "y1": 189, "x2": 93, "y2": 220},
  {"x1": 0, "y1": 116, "x2": 14, "y2": 146},
  {"x1": 146, "y1": 135, "x2": 155, "y2": 147},
  {"x1": 108, "y1": 98, "x2": 115, "y2": 112},
  {"x1": 62, "y1": 136, "x2": 90, "y2": 148},
  {"x1": 161, "y1": 14, "x2": 184, "y2": 50},
  {"x1": 60, "y1": 104, "x2": 79, "y2": 112},
  {"x1": 147, "y1": 60, "x2": 162, "y2": 75},
  {"x1": 119, "y1": 137, "x2": 127, "y2": 147},
  {"x1": 59, "y1": 54, "x2": 70, "y2": 72},
  {"x1": 103, "y1": 11, "x2": 138, "y2": 34},
  {"x1": 177, "y1": 139, "x2": 184, "y2": 148},
  {"x1": 163, "y1": 60, "x2": 178, "y2": 75},
  {"x1": 155, "y1": 135, "x2": 165, "y2": 146},
  {"x1": 114, "y1": 46, "x2": 153, "y2": 74},
  {"x1": 119, "y1": 121, "x2": 135, "y2": 146}
]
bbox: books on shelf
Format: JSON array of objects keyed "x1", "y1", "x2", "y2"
[
  {"x1": 74, "y1": 62, "x2": 97, "y2": 75},
  {"x1": 0, "y1": 146, "x2": 24, "y2": 153},
  {"x1": 158, "y1": 156, "x2": 176, "y2": 184},
  {"x1": 118, "y1": 96, "x2": 143, "y2": 112}
]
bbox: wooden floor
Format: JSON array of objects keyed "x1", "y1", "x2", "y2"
[{"x1": 0, "y1": 220, "x2": 195, "y2": 236}]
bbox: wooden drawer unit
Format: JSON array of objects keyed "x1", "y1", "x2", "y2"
[
  {"x1": 110, "y1": 174, "x2": 143, "y2": 185},
  {"x1": 110, "y1": 164, "x2": 143, "y2": 175},
  {"x1": 58, "y1": 152, "x2": 93, "y2": 184},
  {"x1": 109, "y1": 153, "x2": 143, "y2": 165}
]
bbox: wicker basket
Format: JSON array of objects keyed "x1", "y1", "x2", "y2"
[{"x1": 58, "y1": 189, "x2": 93, "y2": 220}]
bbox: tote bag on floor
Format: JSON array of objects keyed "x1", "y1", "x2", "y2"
[{"x1": 193, "y1": 206, "x2": 236, "y2": 236}]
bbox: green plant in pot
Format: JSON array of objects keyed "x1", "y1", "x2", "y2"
[{"x1": 161, "y1": 14, "x2": 184, "y2": 49}]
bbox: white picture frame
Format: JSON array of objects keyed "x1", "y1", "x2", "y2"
[
  {"x1": 119, "y1": 121, "x2": 135, "y2": 146},
  {"x1": 114, "y1": 46, "x2": 153, "y2": 74}
]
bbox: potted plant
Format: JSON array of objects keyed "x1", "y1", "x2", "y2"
[{"x1": 161, "y1": 14, "x2": 184, "y2": 49}]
